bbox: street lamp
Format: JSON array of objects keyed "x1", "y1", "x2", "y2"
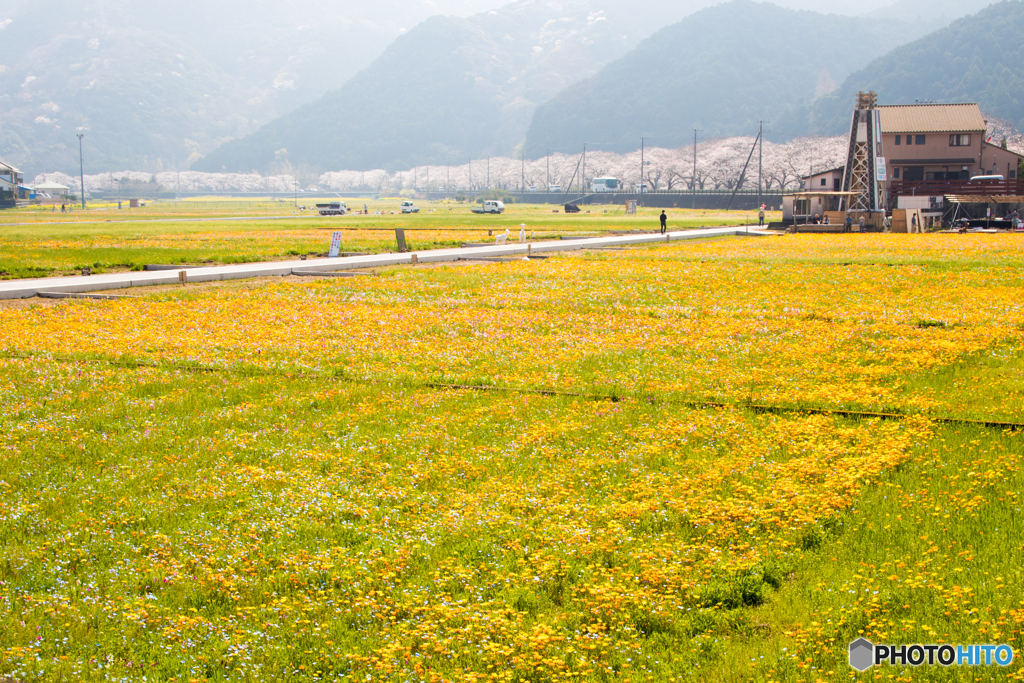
[{"x1": 76, "y1": 132, "x2": 86, "y2": 209}]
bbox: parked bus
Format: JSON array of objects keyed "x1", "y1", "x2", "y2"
[{"x1": 592, "y1": 177, "x2": 620, "y2": 193}]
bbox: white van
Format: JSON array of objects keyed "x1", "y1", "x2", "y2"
[
  {"x1": 400, "y1": 200, "x2": 420, "y2": 213},
  {"x1": 548, "y1": 184, "x2": 562, "y2": 192}
]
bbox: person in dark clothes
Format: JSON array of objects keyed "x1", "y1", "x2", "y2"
[{"x1": 660, "y1": 210, "x2": 667, "y2": 234}]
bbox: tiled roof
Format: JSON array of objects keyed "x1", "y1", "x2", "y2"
[{"x1": 877, "y1": 103, "x2": 986, "y2": 133}]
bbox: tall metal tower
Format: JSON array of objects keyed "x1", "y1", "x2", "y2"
[{"x1": 841, "y1": 91, "x2": 886, "y2": 213}]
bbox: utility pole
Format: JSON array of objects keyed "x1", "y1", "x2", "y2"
[
  {"x1": 76, "y1": 133, "x2": 86, "y2": 209},
  {"x1": 487, "y1": 157, "x2": 490, "y2": 189},
  {"x1": 521, "y1": 150, "x2": 525, "y2": 196},
  {"x1": 692, "y1": 129, "x2": 703, "y2": 209},
  {"x1": 469, "y1": 159, "x2": 472, "y2": 191},
  {"x1": 758, "y1": 120, "x2": 763, "y2": 212},
  {"x1": 640, "y1": 136, "x2": 646, "y2": 207},
  {"x1": 582, "y1": 143, "x2": 586, "y2": 196},
  {"x1": 546, "y1": 150, "x2": 550, "y2": 191}
]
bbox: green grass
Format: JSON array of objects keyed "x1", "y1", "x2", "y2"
[
  {"x1": 0, "y1": 200, "x2": 766, "y2": 279},
  {"x1": 711, "y1": 421, "x2": 1024, "y2": 682},
  {"x1": 900, "y1": 342, "x2": 1024, "y2": 424}
]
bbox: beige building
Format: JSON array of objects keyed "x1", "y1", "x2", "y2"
[{"x1": 879, "y1": 103, "x2": 1023, "y2": 182}]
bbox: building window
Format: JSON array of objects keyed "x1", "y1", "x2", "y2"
[
  {"x1": 916, "y1": 135, "x2": 926, "y2": 145},
  {"x1": 894, "y1": 135, "x2": 901, "y2": 145},
  {"x1": 950, "y1": 134, "x2": 972, "y2": 146},
  {"x1": 894, "y1": 167, "x2": 900, "y2": 179},
  {"x1": 820, "y1": 178, "x2": 827, "y2": 187}
]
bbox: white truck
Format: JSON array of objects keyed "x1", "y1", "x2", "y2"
[
  {"x1": 316, "y1": 202, "x2": 347, "y2": 216},
  {"x1": 471, "y1": 200, "x2": 505, "y2": 214},
  {"x1": 400, "y1": 200, "x2": 420, "y2": 213}
]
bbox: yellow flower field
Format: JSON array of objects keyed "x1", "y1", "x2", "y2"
[{"x1": 0, "y1": 234, "x2": 1021, "y2": 682}]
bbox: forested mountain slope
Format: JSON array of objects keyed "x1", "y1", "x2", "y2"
[
  {"x1": 193, "y1": 0, "x2": 709, "y2": 175},
  {"x1": 0, "y1": 0, "x2": 509, "y2": 174},
  {"x1": 788, "y1": 0, "x2": 1024, "y2": 136},
  {"x1": 521, "y1": 0, "x2": 922, "y2": 157}
]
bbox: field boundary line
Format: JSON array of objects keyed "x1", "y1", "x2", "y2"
[{"x1": 3, "y1": 351, "x2": 1021, "y2": 431}]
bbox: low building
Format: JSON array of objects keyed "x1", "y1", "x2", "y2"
[
  {"x1": 0, "y1": 160, "x2": 24, "y2": 208},
  {"x1": 783, "y1": 168, "x2": 850, "y2": 225},
  {"x1": 803, "y1": 167, "x2": 845, "y2": 193},
  {"x1": 0, "y1": 160, "x2": 24, "y2": 192},
  {"x1": 34, "y1": 181, "x2": 71, "y2": 198}
]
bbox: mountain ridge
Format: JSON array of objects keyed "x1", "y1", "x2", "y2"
[
  {"x1": 520, "y1": 0, "x2": 923, "y2": 158},
  {"x1": 782, "y1": 0, "x2": 1024, "y2": 137},
  {"x1": 192, "y1": 0, "x2": 707, "y2": 175}
]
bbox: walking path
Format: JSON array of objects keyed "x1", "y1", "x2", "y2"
[{"x1": 0, "y1": 226, "x2": 774, "y2": 300}]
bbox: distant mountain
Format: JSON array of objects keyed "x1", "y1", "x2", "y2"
[
  {"x1": 521, "y1": 0, "x2": 928, "y2": 158},
  {"x1": 870, "y1": 0, "x2": 996, "y2": 26},
  {"x1": 0, "y1": 0, "x2": 511, "y2": 175},
  {"x1": 792, "y1": 0, "x2": 1024, "y2": 136},
  {"x1": 193, "y1": 0, "x2": 717, "y2": 175}
]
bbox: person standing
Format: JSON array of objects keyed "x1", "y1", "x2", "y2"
[
  {"x1": 659, "y1": 210, "x2": 667, "y2": 234},
  {"x1": 910, "y1": 213, "x2": 918, "y2": 233},
  {"x1": 844, "y1": 214, "x2": 852, "y2": 233},
  {"x1": 758, "y1": 205, "x2": 765, "y2": 227},
  {"x1": 859, "y1": 215, "x2": 866, "y2": 232}
]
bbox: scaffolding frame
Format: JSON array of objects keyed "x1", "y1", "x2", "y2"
[{"x1": 841, "y1": 91, "x2": 886, "y2": 214}]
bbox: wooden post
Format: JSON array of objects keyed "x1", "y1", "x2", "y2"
[
  {"x1": 395, "y1": 229, "x2": 407, "y2": 252},
  {"x1": 410, "y1": 253, "x2": 419, "y2": 264},
  {"x1": 178, "y1": 270, "x2": 187, "y2": 285}
]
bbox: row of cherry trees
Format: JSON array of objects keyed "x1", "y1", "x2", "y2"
[
  {"x1": 35, "y1": 135, "x2": 851, "y2": 195},
  {"x1": 319, "y1": 135, "x2": 849, "y2": 193}
]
